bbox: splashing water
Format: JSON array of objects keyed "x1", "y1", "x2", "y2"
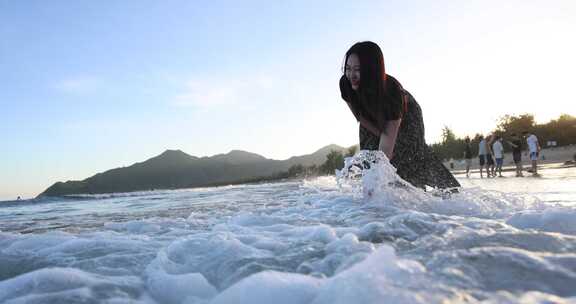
[
  {"x1": 1, "y1": 157, "x2": 576, "y2": 303},
  {"x1": 336, "y1": 150, "x2": 402, "y2": 196},
  {"x1": 337, "y1": 150, "x2": 442, "y2": 208}
]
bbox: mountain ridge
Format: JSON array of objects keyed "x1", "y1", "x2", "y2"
[{"x1": 38, "y1": 144, "x2": 352, "y2": 197}]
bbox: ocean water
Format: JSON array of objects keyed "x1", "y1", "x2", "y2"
[{"x1": 1, "y1": 151, "x2": 576, "y2": 304}]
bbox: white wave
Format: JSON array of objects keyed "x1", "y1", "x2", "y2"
[{"x1": 1, "y1": 154, "x2": 576, "y2": 303}]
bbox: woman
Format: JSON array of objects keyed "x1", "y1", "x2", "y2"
[{"x1": 339, "y1": 41, "x2": 459, "y2": 190}]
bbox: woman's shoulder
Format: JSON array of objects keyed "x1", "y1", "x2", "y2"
[{"x1": 387, "y1": 74, "x2": 416, "y2": 102}]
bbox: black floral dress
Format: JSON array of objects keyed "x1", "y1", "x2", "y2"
[{"x1": 359, "y1": 90, "x2": 460, "y2": 190}]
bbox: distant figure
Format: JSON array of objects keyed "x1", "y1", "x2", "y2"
[
  {"x1": 478, "y1": 135, "x2": 487, "y2": 178},
  {"x1": 524, "y1": 131, "x2": 541, "y2": 176},
  {"x1": 463, "y1": 137, "x2": 473, "y2": 177},
  {"x1": 17, "y1": 196, "x2": 21, "y2": 201},
  {"x1": 507, "y1": 133, "x2": 524, "y2": 177},
  {"x1": 485, "y1": 134, "x2": 496, "y2": 177},
  {"x1": 492, "y1": 136, "x2": 504, "y2": 177},
  {"x1": 339, "y1": 41, "x2": 460, "y2": 190}
]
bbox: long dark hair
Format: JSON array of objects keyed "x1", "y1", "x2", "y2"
[{"x1": 339, "y1": 41, "x2": 405, "y2": 132}]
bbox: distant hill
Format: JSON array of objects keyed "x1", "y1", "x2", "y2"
[{"x1": 38, "y1": 144, "x2": 350, "y2": 197}]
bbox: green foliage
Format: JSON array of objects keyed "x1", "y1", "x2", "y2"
[
  {"x1": 441, "y1": 126, "x2": 456, "y2": 143},
  {"x1": 276, "y1": 149, "x2": 348, "y2": 178},
  {"x1": 306, "y1": 164, "x2": 318, "y2": 176},
  {"x1": 319, "y1": 150, "x2": 345, "y2": 175},
  {"x1": 496, "y1": 114, "x2": 535, "y2": 136},
  {"x1": 542, "y1": 114, "x2": 576, "y2": 146},
  {"x1": 287, "y1": 164, "x2": 305, "y2": 177},
  {"x1": 346, "y1": 146, "x2": 358, "y2": 157},
  {"x1": 431, "y1": 126, "x2": 471, "y2": 161}
]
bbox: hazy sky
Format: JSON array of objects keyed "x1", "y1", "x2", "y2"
[{"x1": 1, "y1": 0, "x2": 575, "y2": 200}]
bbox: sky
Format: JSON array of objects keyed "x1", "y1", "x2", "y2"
[{"x1": 1, "y1": 0, "x2": 575, "y2": 200}]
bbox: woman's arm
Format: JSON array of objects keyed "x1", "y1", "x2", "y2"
[
  {"x1": 358, "y1": 116, "x2": 382, "y2": 137},
  {"x1": 345, "y1": 102, "x2": 381, "y2": 136},
  {"x1": 378, "y1": 119, "x2": 401, "y2": 159}
]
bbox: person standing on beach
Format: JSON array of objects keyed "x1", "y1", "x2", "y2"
[
  {"x1": 478, "y1": 135, "x2": 487, "y2": 178},
  {"x1": 464, "y1": 137, "x2": 473, "y2": 177},
  {"x1": 340, "y1": 41, "x2": 460, "y2": 190},
  {"x1": 485, "y1": 135, "x2": 496, "y2": 177},
  {"x1": 507, "y1": 133, "x2": 524, "y2": 177},
  {"x1": 524, "y1": 131, "x2": 541, "y2": 176},
  {"x1": 492, "y1": 136, "x2": 504, "y2": 177}
]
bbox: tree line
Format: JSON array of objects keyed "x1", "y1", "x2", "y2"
[
  {"x1": 430, "y1": 113, "x2": 576, "y2": 161},
  {"x1": 283, "y1": 146, "x2": 358, "y2": 178},
  {"x1": 219, "y1": 146, "x2": 357, "y2": 184},
  {"x1": 245, "y1": 113, "x2": 575, "y2": 182}
]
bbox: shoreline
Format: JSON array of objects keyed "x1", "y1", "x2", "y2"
[
  {"x1": 451, "y1": 161, "x2": 576, "y2": 176},
  {"x1": 445, "y1": 144, "x2": 576, "y2": 173}
]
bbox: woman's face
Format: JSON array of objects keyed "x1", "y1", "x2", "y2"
[{"x1": 345, "y1": 53, "x2": 361, "y2": 91}]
